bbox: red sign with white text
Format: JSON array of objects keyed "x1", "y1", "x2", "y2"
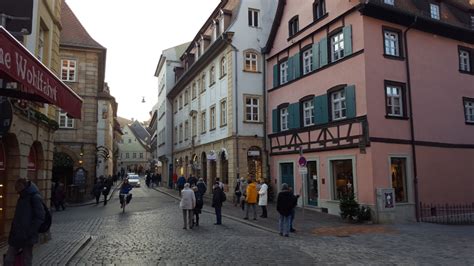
[{"x1": 0, "y1": 26, "x2": 82, "y2": 118}]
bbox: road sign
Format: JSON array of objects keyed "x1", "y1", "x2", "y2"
[
  {"x1": 298, "y1": 156, "x2": 307, "y2": 167},
  {"x1": 299, "y1": 167, "x2": 308, "y2": 175}
]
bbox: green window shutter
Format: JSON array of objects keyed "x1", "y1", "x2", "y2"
[
  {"x1": 289, "y1": 103, "x2": 301, "y2": 129},
  {"x1": 312, "y1": 43, "x2": 320, "y2": 70},
  {"x1": 319, "y1": 37, "x2": 328, "y2": 67},
  {"x1": 314, "y1": 95, "x2": 329, "y2": 125},
  {"x1": 273, "y1": 64, "x2": 279, "y2": 88},
  {"x1": 293, "y1": 53, "x2": 301, "y2": 79},
  {"x1": 343, "y1": 25, "x2": 353, "y2": 57},
  {"x1": 287, "y1": 56, "x2": 294, "y2": 81},
  {"x1": 272, "y1": 109, "x2": 279, "y2": 132},
  {"x1": 345, "y1": 85, "x2": 356, "y2": 118}
]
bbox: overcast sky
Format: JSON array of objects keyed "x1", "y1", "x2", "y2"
[{"x1": 65, "y1": 0, "x2": 220, "y2": 122}]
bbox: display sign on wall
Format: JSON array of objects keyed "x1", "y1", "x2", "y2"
[{"x1": 73, "y1": 168, "x2": 86, "y2": 185}]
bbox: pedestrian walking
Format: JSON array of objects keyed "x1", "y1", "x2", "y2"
[
  {"x1": 188, "y1": 174, "x2": 198, "y2": 187},
  {"x1": 244, "y1": 179, "x2": 258, "y2": 220},
  {"x1": 53, "y1": 182, "x2": 66, "y2": 211},
  {"x1": 92, "y1": 178, "x2": 103, "y2": 204},
  {"x1": 240, "y1": 177, "x2": 248, "y2": 211},
  {"x1": 212, "y1": 181, "x2": 226, "y2": 225},
  {"x1": 234, "y1": 178, "x2": 242, "y2": 207},
  {"x1": 177, "y1": 175, "x2": 186, "y2": 197},
  {"x1": 4, "y1": 178, "x2": 46, "y2": 266},
  {"x1": 157, "y1": 173, "x2": 162, "y2": 187},
  {"x1": 172, "y1": 173, "x2": 178, "y2": 189},
  {"x1": 192, "y1": 185, "x2": 203, "y2": 227},
  {"x1": 276, "y1": 183, "x2": 297, "y2": 237},
  {"x1": 179, "y1": 183, "x2": 196, "y2": 229},
  {"x1": 145, "y1": 173, "x2": 151, "y2": 188},
  {"x1": 258, "y1": 179, "x2": 268, "y2": 218},
  {"x1": 197, "y1": 178, "x2": 207, "y2": 196}
]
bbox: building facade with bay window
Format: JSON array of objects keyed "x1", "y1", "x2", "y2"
[
  {"x1": 167, "y1": 0, "x2": 278, "y2": 193},
  {"x1": 265, "y1": 0, "x2": 474, "y2": 222}
]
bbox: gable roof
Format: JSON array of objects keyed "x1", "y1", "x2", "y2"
[
  {"x1": 129, "y1": 120, "x2": 151, "y2": 148},
  {"x1": 60, "y1": 2, "x2": 105, "y2": 49}
]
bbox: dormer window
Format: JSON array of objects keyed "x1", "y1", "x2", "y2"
[
  {"x1": 430, "y1": 3, "x2": 440, "y2": 20},
  {"x1": 289, "y1": 16, "x2": 299, "y2": 37},
  {"x1": 200, "y1": 38, "x2": 205, "y2": 55},
  {"x1": 248, "y1": 9, "x2": 259, "y2": 27},
  {"x1": 219, "y1": 13, "x2": 225, "y2": 34},
  {"x1": 313, "y1": 0, "x2": 326, "y2": 20}
]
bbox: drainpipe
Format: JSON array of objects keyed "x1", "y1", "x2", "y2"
[
  {"x1": 226, "y1": 39, "x2": 240, "y2": 182},
  {"x1": 262, "y1": 54, "x2": 271, "y2": 182},
  {"x1": 170, "y1": 99, "x2": 175, "y2": 181},
  {"x1": 404, "y1": 16, "x2": 420, "y2": 222}
]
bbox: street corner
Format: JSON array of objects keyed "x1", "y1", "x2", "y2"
[{"x1": 311, "y1": 224, "x2": 398, "y2": 237}]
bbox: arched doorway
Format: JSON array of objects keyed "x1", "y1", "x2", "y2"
[
  {"x1": 201, "y1": 152, "x2": 207, "y2": 182},
  {"x1": 220, "y1": 150, "x2": 229, "y2": 184},
  {"x1": 184, "y1": 156, "x2": 189, "y2": 178},
  {"x1": 52, "y1": 152, "x2": 74, "y2": 187},
  {"x1": 247, "y1": 146, "x2": 263, "y2": 180},
  {"x1": 2, "y1": 133, "x2": 20, "y2": 238},
  {"x1": 191, "y1": 154, "x2": 199, "y2": 178}
]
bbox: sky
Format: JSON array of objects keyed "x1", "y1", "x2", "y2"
[{"x1": 66, "y1": 0, "x2": 221, "y2": 122}]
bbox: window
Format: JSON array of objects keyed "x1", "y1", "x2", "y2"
[
  {"x1": 38, "y1": 26, "x2": 45, "y2": 62},
  {"x1": 210, "y1": 106, "x2": 216, "y2": 130},
  {"x1": 245, "y1": 97, "x2": 259, "y2": 122},
  {"x1": 174, "y1": 126, "x2": 178, "y2": 144},
  {"x1": 59, "y1": 111, "x2": 74, "y2": 128},
  {"x1": 192, "y1": 83, "x2": 197, "y2": 99},
  {"x1": 384, "y1": 30, "x2": 401, "y2": 57},
  {"x1": 384, "y1": 0, "x2": 394, "y2": 5},
  {"x1": 303, "y1": 100, "x2": 314, "y2": 126},
  {"x1": 179, "y1": 95, "x2": 183, "y2": 110},
  {"x1": 209, "y1": 66, "x2": 216, "y2": 85},
  {"x1": 302, "y1": 48, "x2": 313, "y2": 75},
  {"x1": 140, "y1": 153, "x2": 144, "y2": 159},
  {"x1": 220, "y1": 56, "x2": 227, "y2": 77},
  {"x1": 179, "y1": 123, "x2": 183, "y2": 142},
  {"x1": 391, "y1": 157, "x2": 408, "y2": 202},
  {"x1": 248, "y1": 9, "x2": 259, "y2": 27},
  {"x1": 192, "y1": 114, "x2": 197, "y2": 137},
  {"x1": 133, "y1": 153, "x2": 137, "y2": 159},
  {"x1": 280, "y1": 60, "x2": 288, "y2": 84},
  {"x1": 220, "y1": 100, "x2": 227, "y2": 126},
  {"x1": 280, "y1": 107, "x2": 289, "y2": 131},
  {"x1": 386, "y1": 84, "x2": 405, "y2": 117},
  {"x1": 201, "y1": 111, "x2": 207, "y2": 133},
  {"x1": 430, "y1": 3, "x2": 440, "y2": 20},
  {"x1": 331, "y1": 159, "x2": 354, "y2": 200},
  {"x1": 185, "y1": 120, "x2": 189, "y2": 140},
  {"x1": 201, "y1": 74, "x2": 206, "y2": 93},
  {"x1": 184, "y1": 89, "x2": 189, "y2": 105},
  {"x1": 331, "y1": 89, "x2": 346, "y2": 120},
  {"x1": 244, "y1": 51, "x2": 258, "y2": 72},
  {"x1": 313, "y1": 0, "x2": 326, "y2": 20},
  {"x1": 459, "y1": 49, "x2": 471, "y2": 72},
  {"x1": 174, "y1": 99, "x2": 178, "y2": 113},
  {"x1": 61, "y1": 59, "x2": 77, "y2": 82},
  {"x1": 465, "y1": 99, "x2": 474, "y2": 123},
  {"x1": 330, "y1": 31, "x2": 344, "y2": 62},
  {"x1": 126, "y1": 153, "x2": 129, "y2": 159},
  {"x1": 289, "y1": 16, "x2": 299, "y2": 37}
]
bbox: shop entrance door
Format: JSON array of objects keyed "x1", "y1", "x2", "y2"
[
  {"x1": 280, "y1": 163, "x2": 294, "y2": 189},
  {"x1": 306, "y1": 161, "x2": 318, "y2": 206}
]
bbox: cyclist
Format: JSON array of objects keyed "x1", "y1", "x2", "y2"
[{"x1": 119, "y1": 178, "x2": 133, "y2": 208}]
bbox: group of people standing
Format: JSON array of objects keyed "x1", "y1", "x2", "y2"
[
  {"x1": 145, "y1": 172, "x2": 162, "y2": 188},
  {"x1": 179, "y1": 177, "x2": 207, "y2": 229},
  {"x1": 234, "y1": 178, "x2": 268, "y2": 220}
]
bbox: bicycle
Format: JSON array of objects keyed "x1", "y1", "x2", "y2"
[{"x1": 119, "y1": 193, "x2": 132, "y2": 213}]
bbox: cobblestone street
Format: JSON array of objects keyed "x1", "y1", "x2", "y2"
[{"x1": 28, "y1": 185, "x2": 474, "y2": 265}]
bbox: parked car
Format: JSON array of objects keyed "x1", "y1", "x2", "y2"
[{"x1": 128, "y1": 174, "x2": 141, "y2": 187}]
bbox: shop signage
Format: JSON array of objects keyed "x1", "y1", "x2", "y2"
[
  {"x1": 74, "y1": 168, "x2": 86, "y2": 185},
  {"x1": 247, "y1": 150, "x2": 260, "y2": 157},
  {"x1": 207, "y1": 150, "x2": 217, "y2": 161},
  {"x1": 0, "y1": 97, "x2": 12, "y2": 137},
  {"x1": 0, "y1": 27, "x2": 83, "y2": 118},
  {"x1": 299, "y1": 167, "x2": 308, "y2": 175},
  {"x1": 0, "y1": 143, "x2": 5, "y2": 171}
]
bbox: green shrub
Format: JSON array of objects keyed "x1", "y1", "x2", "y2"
[{"x1": 339, "y1": 192, "x2": 359, "y2": 220}]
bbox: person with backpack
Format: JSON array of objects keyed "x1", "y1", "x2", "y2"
[
  {"x1": 4, "y1": 178, "x2": 46, "y2": 266},
  {"x1": 212, "y1": 181, "x2": 226, "y2": 225}
]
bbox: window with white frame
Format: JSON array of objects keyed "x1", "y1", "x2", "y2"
[
  {"x1": 201, "y1": 74, "x2": 206, "y2": 92},
  {"x1": 220, "y1": 56, "x2": 227, "y2": 77},
  {"x1": 459, "y1": 49, "x2": 471, "y2": 72},
  {"x1": 209, "y1": 66, "x2": 216, "y2": 85},
  {"x1": 330, "y1": 31, "x2": 344, "y2": 62},
  {"x1": 331, "y1": 90, "x2": 346, "y2": 120},
  {"x1": 61, "y1": 59, "x2": 77, "y2": 82},
  {"x1": 248, "y1": 9, "x2": 259, "y2": 27},
  {"x1": 302, "y1": 49, "x2": 313, "y2": 75},
  {"x1": 245, "y1": 51, "x2": 258, "y2": 72},
  {"x1": 192, "y1": 114, "x2": 197, "y2": 137},
  {"x1": 280, "y1": 107, "x2": 289, "y2": 131},
  {"x1": 384, "y1": 30, "x2": 400, "y2": 57},
  {"x1": 185, "y1": 120, "x2": 189, "y2": 140},
  {"x1": 386, "y1": 85, "x2": 404, "y2": 117},
  {"x1": 192, "y1": 83, "x2": 197, "y2": 99},
  {"x1": 280, "y1": 60, "x2": 288, "y2": 84},
  {"x1": 384, "y1": 0, "x2": 394, "y2": 5},
  {"x1": 465, "y1": 99, "x2": 474, "y2": 123},
  {"x1": 59, "y1": 110, "x2": 74, "y2": 128},
  {"x1": 245, "y1": 97, "x2": 259, "y2": 122},
  {"x1": 184, "y1": 89, "x2": 189, "y2": 105},
  {"x1": 220, "y1": 100, "x2": 227, "y2": 126},
  {"x1": 303, "y1": 100, "x2": 314, "y2": 126},
  {"x1": 201, "y1": 111, "x2": 207, "y2": 133},
  {"x1": 430, "y1": 3, "x2": 440, "y2": 20},
  {"x1": 210, "y1": 106, "x2": 216, "y2": 130}
]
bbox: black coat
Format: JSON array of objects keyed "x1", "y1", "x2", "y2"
[
  {"x1": 276, "y1": 190, "x2": 297, "y2": 217},
  {"x1": 212, "y1": 187, "x2": 225, "y2": 208},
  {"x1": 9, "y1": 182, "x2": 45, "y2": 248}
]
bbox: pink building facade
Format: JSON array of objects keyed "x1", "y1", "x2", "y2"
[{"x1": 264, "y1": 0, "x2": 474, "y2": 222}]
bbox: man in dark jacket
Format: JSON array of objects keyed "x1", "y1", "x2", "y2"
[
  {"x1": 4, "y1": 178, "x2": 45, "y2": 266},
  {"x1": 211, "y1": 182, "x2": 226, "y2": 225},
  {"x1": 276, "y1": 183, "x2": 297, "y2": 237}
]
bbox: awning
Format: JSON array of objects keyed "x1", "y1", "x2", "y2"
[{"x1": 0, "y1": 26, "x2": 83, "y2": 118}]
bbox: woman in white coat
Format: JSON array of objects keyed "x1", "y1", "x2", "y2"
[
  {"x1": 258, "y1": 179, "x2": 268, "y2": 218},
  {"x1": 180, "y1": 183, "x2": 196, "y2": 229}
]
